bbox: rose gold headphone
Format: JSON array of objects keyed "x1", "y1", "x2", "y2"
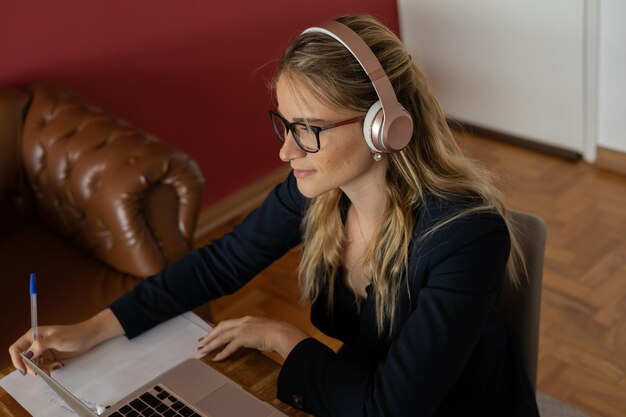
[{"x1": 303, "y1": 21, "x2": 413, "y2": 153}]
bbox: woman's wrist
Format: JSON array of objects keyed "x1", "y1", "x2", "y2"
[
  {"x1": 82, "y1": 308, "x2": 124, "y2": 347},
  {"x1": 274, "y1": 326, "x2": 309, "y2": 359}
]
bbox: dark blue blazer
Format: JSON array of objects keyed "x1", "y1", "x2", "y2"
[{"x1": 110, "y1": 172, "x2": 539, "y2": 417}]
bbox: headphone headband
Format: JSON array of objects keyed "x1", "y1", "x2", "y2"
[{"x1": 302, "y1": 21, "x2": 413, "y2": 152}]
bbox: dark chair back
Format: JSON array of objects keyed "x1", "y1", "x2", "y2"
[{"x1": 499, "y1": 209, "x2": 547, "y2": 392}]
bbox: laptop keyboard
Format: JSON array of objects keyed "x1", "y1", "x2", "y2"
[{"x1": 108, "y1": 385, "x2": 203, "y2": 417}]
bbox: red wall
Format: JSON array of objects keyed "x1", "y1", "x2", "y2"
[{"x1": 0, "y1": 1, "x2": 399, "y2": 207}]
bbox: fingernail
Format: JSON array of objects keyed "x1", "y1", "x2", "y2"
[
  {"x1": 198, "y1": 337, "x2": 203, "y2": 342},
  {"x1": 197, "y1": 346, "x2": 202, "y2": 351},
  {"x1": 53, "y1": 365, "x2": 61, "y2": 371},
  {"x1": 20, "y1": 369, "x2": 26, "y2": 376},
  {"x1": 24, "y1": 351, "x2": 34, "y2": 360}
]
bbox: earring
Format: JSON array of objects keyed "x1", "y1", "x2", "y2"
[{"x1": 373, "y1": 152, "x2": 382, "y2": 162}]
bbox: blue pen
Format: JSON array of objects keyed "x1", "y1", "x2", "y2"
[{"x1": 30, "y1": 273, "x2": 38, "y2": 344}]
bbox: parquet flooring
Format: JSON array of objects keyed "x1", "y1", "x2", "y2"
[{"x1": 197, "y1": 132, "x2": 626, "y2": 417}]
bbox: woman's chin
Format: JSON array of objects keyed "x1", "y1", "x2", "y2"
[{"x1": 295, "y1": 179, "x2": 331, "y2": 199}]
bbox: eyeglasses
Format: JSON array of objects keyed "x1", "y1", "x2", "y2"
[{"x1": 269, "y1": 109, "x2": 365, "y2": 153}]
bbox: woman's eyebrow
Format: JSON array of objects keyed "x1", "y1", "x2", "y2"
[
  {"x1": 276, "y1": 109, "x2": 328, "y2": 124},
  {"x1": 293, "y1": 117, "x2": 327, "y2": 123}
]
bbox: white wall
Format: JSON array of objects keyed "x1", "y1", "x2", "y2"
[
  {"x1": 398, "y1": 0, "x2": 586, "y2": 154},
  {"x1": 598, "y1": 0, "x2": 626, "y2": 153}
]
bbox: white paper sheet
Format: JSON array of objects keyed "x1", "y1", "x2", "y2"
[{"x1": 0, "y1": 312, "x2": 212, "y2": 417}]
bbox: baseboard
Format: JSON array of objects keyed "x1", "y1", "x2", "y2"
[
  {"x1": 449, "y1": 119, "x2": 583, "y2": 161},
  {"x1": 595, "y1": 146, "x2": 626, "y2": 177},
  {"x1": 194, "y1": 166, "x2": 291, "y2": 240}
]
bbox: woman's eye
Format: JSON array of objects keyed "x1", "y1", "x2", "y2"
[{"x1": 295, "y1": 124, "x2": 314, "y2": 133}]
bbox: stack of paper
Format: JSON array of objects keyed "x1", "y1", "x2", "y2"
[{"x1": 0, "y1": 312, "x2": 211, "y2": 417}]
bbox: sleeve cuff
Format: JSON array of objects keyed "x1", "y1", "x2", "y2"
[
  {"x1": 277, "y1": 337, "x2": 334, "y2": 412},
  {"x1": 108, "y1": 289, "x2": 149, "y2": 339}
]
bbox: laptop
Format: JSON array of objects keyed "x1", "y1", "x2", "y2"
[{"x1": 20, "y1": 352, "x2": 288, "y2": 417}]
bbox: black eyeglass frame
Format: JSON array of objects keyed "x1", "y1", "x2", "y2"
[{"x1": 269, "y1": 109, "x2": 366, "y2": 153}]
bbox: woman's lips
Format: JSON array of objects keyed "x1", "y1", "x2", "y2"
[{"x1": 293, "y1": 169, "x2": 316, "y2": 179}]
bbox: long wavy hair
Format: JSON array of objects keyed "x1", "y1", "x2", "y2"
[{"x1": 274, "y1": 15, "x2": 525, "y2": 337}]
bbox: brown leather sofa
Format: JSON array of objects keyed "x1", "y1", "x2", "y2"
[{"x1": 0, "y1": 83, "x2": 205, "y2": 369}]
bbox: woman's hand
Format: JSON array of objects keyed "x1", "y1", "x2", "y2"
[
  {"x1": 8, "y1": 308, "x2": 124, "y2": 376},
  {"x1": 198, "y1": 316, "x2": 309, "y2": 361},
  {"x1": 9, "y1": 325, "x2": 94, "y2": 375}
]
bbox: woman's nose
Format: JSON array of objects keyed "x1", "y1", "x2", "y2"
[{"x1": 279, "y1": 133, "x2": 306, "y2": 162}]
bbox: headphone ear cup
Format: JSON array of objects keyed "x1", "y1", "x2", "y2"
[
  {"x1": 363, "y1": 100, "x2": 384, "y2": 153},
  {"x1": 384, "y1": 107, "x2": 413, "y2": 151}
]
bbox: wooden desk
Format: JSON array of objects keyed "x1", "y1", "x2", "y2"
[{"x1": 0, "y1": 349, "x2": 311, "y2": 417}]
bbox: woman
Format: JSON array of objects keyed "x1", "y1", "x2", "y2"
[{"x1": 10, "y1": 15, "x2": 539, "y2": 417}]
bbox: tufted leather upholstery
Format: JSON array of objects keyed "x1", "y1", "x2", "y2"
[
  {"x1": 0, "y1": 83, "x2": 205, "y2": 368},
  {"x1": 20, "y1": 83, "x2": 205, "y2": 276}
]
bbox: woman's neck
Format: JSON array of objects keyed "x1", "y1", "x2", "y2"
[{"x1": 341, "y1": 161, "x2": 388, "y2": 235}]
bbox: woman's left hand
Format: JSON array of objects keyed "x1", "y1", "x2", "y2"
[{"x1": 198, "y1": 316, "x2": 309, "y2": 361}]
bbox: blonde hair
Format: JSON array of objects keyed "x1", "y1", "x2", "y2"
[{"x1": 275, "y1": 15, "x2": 525, "y2": 337}]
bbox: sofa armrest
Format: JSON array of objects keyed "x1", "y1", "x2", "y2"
[{"x1": 19, "y1": 83, "x2": 205, "y2": 277}]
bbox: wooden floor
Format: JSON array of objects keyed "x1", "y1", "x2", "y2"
[{"x1": 197, "y1": 132, "x2": 626, "y2": 417}]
